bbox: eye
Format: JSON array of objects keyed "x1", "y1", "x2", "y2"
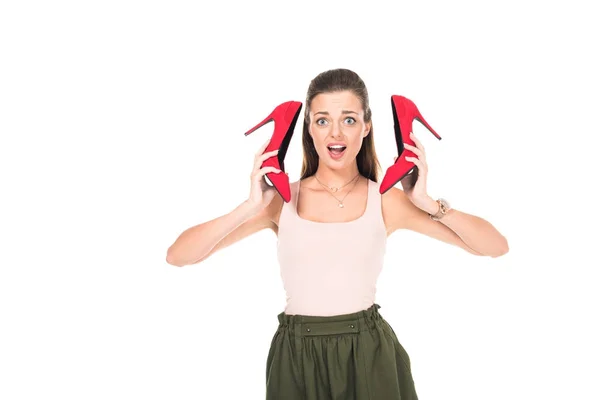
[
  {"x1": 316, "y1": 118, "x2": 328, "y2": 126},
  {"x1": 344, "y1": 117, "x2": 356, "y2": 124}
]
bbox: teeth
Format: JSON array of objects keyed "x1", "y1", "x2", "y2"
[{"x1": 329, "y1": 145, "x2": 345, "y2": 149}]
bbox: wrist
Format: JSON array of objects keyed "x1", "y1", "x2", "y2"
[
  {"x1": 422, "y1": 197, "x2": 440, "y2": 215},
  {"x1": 239, "y1": 200, "x2": 262, "y2": 219},
  {"x1": 429, "y1": 198, "x2": 452, "y2": 221}
]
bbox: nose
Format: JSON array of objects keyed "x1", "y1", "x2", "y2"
[{"x1": 331, "y1": 121, "x2": 343, "y2": 138}]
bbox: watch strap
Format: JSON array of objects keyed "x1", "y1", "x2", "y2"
[{"x1": 429, "y1": 198, "x2": 450, "y2": 221}]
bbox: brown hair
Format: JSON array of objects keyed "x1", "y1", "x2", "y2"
[{"x1": 300, "y1": 68, "x2": 381, "y2": 182}]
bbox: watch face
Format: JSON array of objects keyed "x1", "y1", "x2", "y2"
[{"x1": 439, "y1": 198, "x2": 450, "y2": 213}]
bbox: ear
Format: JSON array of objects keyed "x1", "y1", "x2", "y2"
[
  {"x1": 363, "y1": 122, "x2": 372, "y2": 138},
  {"x1": 305, "y1": 114, "x2": 313, "y2": 138},
  {"x1": 308, "y1": 121, "x2": 314, "y2": 139}
]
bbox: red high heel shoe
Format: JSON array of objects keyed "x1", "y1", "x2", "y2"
[
  {"x1": 244, "y1": 100, "x2": 303, "y2": 202},
  {"x1": 379, "y1": 95, "x2": 442, "y2": 194}
]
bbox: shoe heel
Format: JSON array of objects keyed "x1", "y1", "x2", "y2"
[
  {"x1": 414, "y1": 109, "x2": 441, "y2": 140},
  {"x1": 244, "y1": 110, "x2": 275, "y2": 136},
  {"x1": 396, "y1": 95, "x2": 441, "y2": 141}
]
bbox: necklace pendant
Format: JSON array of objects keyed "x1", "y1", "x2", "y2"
[
  {"x1": 331, "y1": 187, "x2": 339, "y2": 192},
  {"x1": 338, "y1": 202, "x2": 344, "y2": 208}
]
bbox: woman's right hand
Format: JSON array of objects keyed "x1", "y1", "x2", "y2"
[{"x1": 246, "y1": 139, "x2": 282, "y2": 212}]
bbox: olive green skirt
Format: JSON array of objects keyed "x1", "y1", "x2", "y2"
[{"x1": 265, "y1": 303, "x2": 418, "y2": 399}]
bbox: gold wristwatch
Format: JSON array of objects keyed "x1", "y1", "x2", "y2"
[{"x1": 429, "y1": 198, "x2": 451, "y2": 221}]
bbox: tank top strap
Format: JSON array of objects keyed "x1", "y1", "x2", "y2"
[
  {"x1": 293, "y1": 179, "x2": 301, "y2": 211},
  {"x1": 363, "y1": 178, "x2": 386, "y2": 228},
  {"x1": 278, "y1": 180, "x2": 301, "y2": 226},
  {"x1": 362, "y1": 178, "x2": 377, "y2": 216}
]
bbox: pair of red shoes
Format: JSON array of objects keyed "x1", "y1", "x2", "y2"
[{"x1": 244, "y1": 95, "x2": 441, "y2": 202}]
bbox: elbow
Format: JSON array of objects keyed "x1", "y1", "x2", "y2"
[
  {"x1": 166, "y1": 249, "x2": 206, "y2": 267},
  {"x1": 166, "y1": 253, "x2": 184, "y2": 267},
  {"x1": 166, "y1": 248, "x2": 189, "y2": 267},
  {"x1": 490, "y1": 237, "x2": 509, "y2": 258},
  {"x1": 467, "y1": 237, "x2": 509, "y2": 258}
]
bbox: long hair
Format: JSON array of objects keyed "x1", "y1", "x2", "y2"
[{"x1": 300, "y1": 68, "x2": 381, "y2": 182}]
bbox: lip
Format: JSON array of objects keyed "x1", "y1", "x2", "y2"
[
  {"x1": 327, "y1": 148, "x2": 345, "y2": 160},
  {"x1": 326, "y1": 142, "x2": 347, "y2": 160}
]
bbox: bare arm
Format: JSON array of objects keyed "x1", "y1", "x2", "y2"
[
  {"x1": 166, "y1": 140, "x2": 285, "y2": 267},
  {"x1": 165, "y1": 201, "x2": 267, "y2": 266},
  {"x1": 384, "y1": 134, "x2": 508, "y2": 258},
  {"x1": 422, "y1": 197, "x2": 509, "y2": 257},
  {"x1": 383, "y1": 187, "x2": 508, "y2": 257}
]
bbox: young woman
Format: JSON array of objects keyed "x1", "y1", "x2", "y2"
[{"x1": 166, "y1": 68, "x2": 508, "y2": 399}]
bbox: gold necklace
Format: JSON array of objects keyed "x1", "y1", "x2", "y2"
[
  {"x1": 314, "y1": 173, "x2": 359, "y2": 193},
  {"x1": 315, "y1": 174, "x2": 361, "y2": 208}
]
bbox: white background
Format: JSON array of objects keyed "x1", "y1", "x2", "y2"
[{"x1": 1, "y1": 0, "x2": 598, "y2": 399}]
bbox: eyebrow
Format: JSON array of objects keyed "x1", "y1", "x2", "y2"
[{"x1": 313, "y1": 110, "x2": 358, "y2": 116}]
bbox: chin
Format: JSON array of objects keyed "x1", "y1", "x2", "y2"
[{"x1": 323, "y1": 152, "x2": 356, "y2": 167}]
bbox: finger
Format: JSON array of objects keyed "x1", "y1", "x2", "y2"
[
  {"x1": 405, "y1": 156, "x2": 427, "y2": 173},
  {"x1": 409, "y1": 132, "x2": 425, "y2": 152},
  {"x1": 255, "y1": 139, "x2": 272, "y2": 157},
  {"x1": 253, "y1": 166, "x2": 281, "y2": 180},
  {"x1": 253, "y1": 149, "x2": 279, "y2": 173},
  {"x1": 403, "y1": 143, "x2": 425, "y2": 160},
  {"x1": 258, "y1": 149, "x2": 280, "y2": 163}
]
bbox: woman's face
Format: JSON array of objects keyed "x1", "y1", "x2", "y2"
[{"x1": 308, "y1": 90, "x2": 371, "y2": 169}]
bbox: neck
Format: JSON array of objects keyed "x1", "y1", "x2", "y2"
[{"x1": 314, "y1": 163, "x2": 360, "y2": 188}]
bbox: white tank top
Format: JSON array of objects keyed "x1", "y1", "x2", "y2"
[{"x1": 276, "y1": 177, "x2": 388, "y2": 316}]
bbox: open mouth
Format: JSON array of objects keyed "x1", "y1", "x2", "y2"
[{"x1": 327, "y1": 145, "x2": 347, "y2": 155}]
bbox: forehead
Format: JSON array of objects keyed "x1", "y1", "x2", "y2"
[{"x1": 311, "y1": 91, "x2": 362, "y2": 112}]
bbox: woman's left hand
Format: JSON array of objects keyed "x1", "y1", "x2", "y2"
[{"x1": 394, "y1": 132, "x2": 438, "y2": 214}]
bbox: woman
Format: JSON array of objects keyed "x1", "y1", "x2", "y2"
[{"x1": 166, "y1": 68, "x2": 509, "y2": 399}]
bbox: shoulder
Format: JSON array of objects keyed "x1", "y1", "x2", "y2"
[
  {"x1": 381, "y1": 186, "x2": 421, "y2": 235},
  {"x1": 264, "y1": 184, "x2": 289, "y2": 230}
]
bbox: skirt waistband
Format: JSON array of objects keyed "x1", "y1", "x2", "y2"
[{"x1": 276, "y1": 303, "x2": 383, "y2": 336}]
